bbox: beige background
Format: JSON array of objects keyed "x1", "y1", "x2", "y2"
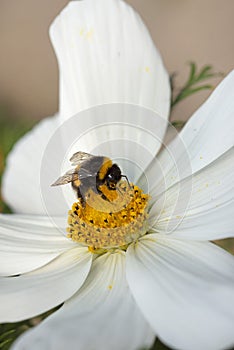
[{"x1": 0, "y1": 0, "x2": 233, "y2": 122}]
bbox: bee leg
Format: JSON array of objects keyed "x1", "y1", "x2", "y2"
[
  {"x1": 77, "y1": 187, "x2": 85, "y2": 206},
  {"x1": 99, "y1": 187, "x2": 111, "y2": 202},
  {"x1": 101, "y1": 193, "x2": 110, "y2": 201},
  {"x1": 96, "y1": 183, "x2": 110, "y2": 202}
]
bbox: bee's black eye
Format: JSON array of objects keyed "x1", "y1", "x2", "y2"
[{"x1": 107, "y1": 173, "x2": 116, "y2": 181}]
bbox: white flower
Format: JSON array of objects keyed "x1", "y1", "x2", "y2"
[{"x1": 0, "y1": 1, "x2": 234, "y2": 350}]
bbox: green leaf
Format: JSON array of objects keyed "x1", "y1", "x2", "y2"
[
  {"x1": 173, "y1": 84, "x2": 213, "y2": 106},
  {"x1": 0, "y1": 330, "x2": 15, "y2": 342},
  {"x1": 187, "y1": 62, "x2": 196, "y2": 85},
  {"x1": 171, "y1": 62, "x2": 222, "y2": 109},
  {"x1": 150, "y1": 337, "x2": 172, "y2": 350},
  {"x1": 171, "y1": 120, "x2": 186, "y2": 129}
]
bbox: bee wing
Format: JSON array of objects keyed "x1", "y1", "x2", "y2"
[
  {"x1": 78, "y1": 167, "x2": 97, "y2": 179},
  {"x1": 52, "y1": 152, "x2": 100, "y2": 187},
  {"x1": 51, "y1": 169, "x2": 77, "y2": 186},
  {"x1": 69, "y1": 151, "x2": 93, "y2": 166}
]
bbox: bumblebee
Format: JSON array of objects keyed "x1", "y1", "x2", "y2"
[{"x1": 52, "y1": 151, "x2": 128, "y2": 205}]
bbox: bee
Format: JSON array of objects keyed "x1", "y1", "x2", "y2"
[{"x1": 52, "y1": 151, "x2": 129, "y2": 205}]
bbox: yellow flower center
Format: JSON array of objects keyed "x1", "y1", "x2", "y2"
[{"x1": 67, "y1": 181, "x2": 149, "y2": 250}]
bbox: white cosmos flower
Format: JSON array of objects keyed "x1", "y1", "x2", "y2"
[{"x1": 0, "y1": 1, "x2": 234, "y2": 350}]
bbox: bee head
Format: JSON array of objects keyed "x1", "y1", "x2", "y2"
[{"x1": 105, "y1": 164, "x2": 122, "y2": 190}]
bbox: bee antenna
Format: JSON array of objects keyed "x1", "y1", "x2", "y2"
[{"x1": 121, "y1": 175, "x2": 131, "y2": 188}]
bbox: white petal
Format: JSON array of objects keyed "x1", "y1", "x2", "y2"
[
  {"x1": 126, "y1": 234, "x2": 234, "y2": 350},
  {"x1": 140, "y1": 71, "x2": 234, "y2": 197},
  {"x1": 1, "y1": 115, "x2": 69, "y2": 215},
  {"x1": 150, "y1": 147, "x2": 234, "y2": 240},
  {"x1": 12, "y1": 251, "x2": 155, "y2": 350},
  {"x1": 0, "y1": 214, "x2": 75, "y2": 276},
  {"x1": 0, "y1": 246, "x2": 92, "y2": 322},
  {"x1": 50, "y1": 0, "x2": 170, "y2": 120}
]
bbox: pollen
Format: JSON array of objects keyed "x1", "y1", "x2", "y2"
[{"x1": 67, "y1": 182, "x2": 149, "y2": 249}]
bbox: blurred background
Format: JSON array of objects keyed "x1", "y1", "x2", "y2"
[{"x1": 0, "y1": 0, "x2": 234, "y2": 123}]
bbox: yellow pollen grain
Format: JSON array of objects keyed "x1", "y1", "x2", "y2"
[
  {"x1": 67, "y1": 181, "x2": 149, "y2": 250},
  {"x1": 86, "y1": 29, "x2": 94, "y2": 39},
  {"x1": 108, "y1": 285, "x2": 113, "y2": 290},
  {"x1": 88, "y1": 246, "x2": 108, "y2": 255},
  {"x1": 145, "y1": 66, "x2": 150, "y2": 73},
  {"x1": 79, "y1": 28, "x2": 94, "y2": 40}
]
